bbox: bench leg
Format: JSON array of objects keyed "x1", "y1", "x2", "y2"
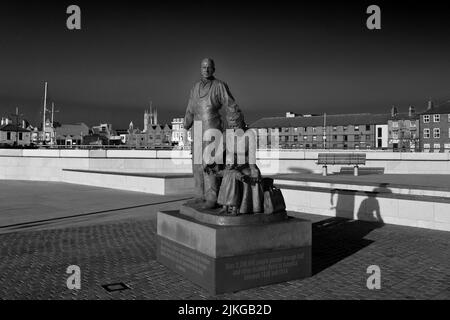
[
  {"x1": 354, "y1": 165, "x2": 359, "y2": 176},
  {"x1": 322, "y1": 165, "x2": 327, "y2": 176}
]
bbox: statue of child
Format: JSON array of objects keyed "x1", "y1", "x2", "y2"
[{"x1": 205, "y1": 161, "x2": 263, "y2": 216}]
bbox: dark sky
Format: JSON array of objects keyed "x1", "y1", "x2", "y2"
[{"x1": 1, "y1": 0, "x2": 450, "y2": 129}]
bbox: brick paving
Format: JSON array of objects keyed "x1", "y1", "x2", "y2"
[{"x1": 0, "y1": 212, "x2": 449, "y2": 300}]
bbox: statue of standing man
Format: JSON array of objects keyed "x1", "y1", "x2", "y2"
[{"x1": 183, "y1": 58, "x2": 246, "y2": 209}]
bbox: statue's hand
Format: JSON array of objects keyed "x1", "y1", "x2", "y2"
[
  {"x1": 250, "y1": 177, "x2": 261, "y2": 185},
  {"x1": 204, "y1": 166, "x2": 213, "y2": 174},
  {"x1": 241, "y1": 175, "x2": 251, "y2": 184},
  {"x1": 249, "y1": 165, "x2": 260, "y2": 176}
]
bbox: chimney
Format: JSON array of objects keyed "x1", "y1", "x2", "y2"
[
  {"x1": 427, "y1": 100, "x2": 434, "y2": 111},
  {"x1": 408, "y1": 106, "x2": 415, "y2": 117},
  {"x1": 391, "y1": 106, "x2": 398, "y2": 118}
]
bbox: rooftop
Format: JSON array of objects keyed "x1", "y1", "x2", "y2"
[
  {"x1": 56, "y1": 123, "x2": 90, "y2": 139},
  {"x1": 421, "y1": 101, "x2": 450, "y2": 115},
  {"x1": 250, "y1": 113, "x2": 395, "y2": 128},
  {"x1": 0, "y1": 124, "x2": 30, "y2": 132}
]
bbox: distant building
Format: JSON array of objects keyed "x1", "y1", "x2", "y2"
[
  {"x1": 90, "y1": 123, "x2": 122, "y2": 145},
  {"x1": 0, "y1": 124, "x2": 31, "y2": 147},
  {"x1": 92, "y1": 123, "x2": 112, "y2": 136},
  {"x1": 127, "y1": 124, "x2": 172, "y2": 148},
  {"x1": 143, "y1": 104, "x2": 158, "y2": 132},
  {"x1": 115, "y1": 129, "x2": 129, "y2": 144},
  {"x1": 285, "y1": 112, "x2": 299, "y2": 118},
  {"x1": 83, "y1": 134, "x2": 108, "y2": 146},
  {"x1": 375, "y1": 123, "x2": 389, "y2": 149},
  {"x1": 250, "y1": 113, "x2": 393, "y2": 150},
  {"x1": 126, "y1": 110, "x2": 172, "y2": 148},
  {"x1": 55, "y1": 123, "x2": 90, "y2": 146},
  {"x1": 171, "y1": 117, "x2": 192, "y2": 148},
  {"x1": 28, "y1": 118, "x2": 56, "y2": 145},
  {"x1": 43, "y1": 118, "x2": 55, "y2": 145},
  {"x1": 420, "y1": 100, "x2": 450, "y2": 152},
  {"x1": 30, "y1": 128, "x2": 39, "y2": 144},
  {"x1": 388, "y1": 106, "x2": 420, "y2": 151}
]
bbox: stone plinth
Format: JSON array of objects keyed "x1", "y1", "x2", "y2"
[{"x1": 156, "y1": 209, "x2": 311, "y2": 294}]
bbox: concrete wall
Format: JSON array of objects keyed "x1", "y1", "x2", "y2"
[
  {"x1": 2, "y1": 149, "x2": 450, "y2": 182},
  {"x1": 0, "y1": 149, "x2": 193, "y2": 182},
  {"x1": 61, "y1": 170, "x2": 194, "y2": 195},
  {"x1": 280, "y1": 185, "x2": 450, "y2": 232},
  {"x1": 257, "y1": 150, "x2": 450, "y2": 175}
]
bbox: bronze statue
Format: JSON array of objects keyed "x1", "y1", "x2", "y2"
[
  {"x1": 205, "y1": 152, "x2": 264, "y2": 216},
  {"x1": 182, "y1": 58, "x2": 285, "y2": 217},
  {"x1": 183, "y1": 58, "x2": 246, "y2": 209},
  {"x1": 217, "y1": 162, "x2": 264, "y2": 216}
]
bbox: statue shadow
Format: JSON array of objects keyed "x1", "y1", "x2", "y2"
[
  {"x1": 286, "y1": 167, "x2": 314, "y2": 174},
  {"x1": 356, "y1": 184, "x2": 391, "y2": 223},
  {"x1": 312, "y1": 218, "x2": 384, "y2": 275},
  {"x1": 313, "y1": 184, "x2": 390, "y2": 275}
]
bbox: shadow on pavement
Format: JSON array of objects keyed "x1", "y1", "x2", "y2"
[
  {"x1": 286, "y1": 167, "x2": 314, "y2": 174},
  {"x1": 0, "y1": 197, "x2": 192, "y2": 234},
  {"x1": 312, "y1": 217, "x2": 384, "y2": 275}
]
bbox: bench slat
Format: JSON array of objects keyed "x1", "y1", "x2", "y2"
[{"x1": 317, "y1": 153, "x2": 366, "y2": 165}]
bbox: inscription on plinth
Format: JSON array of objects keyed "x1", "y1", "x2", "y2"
[
  {"x1": 159, "y1": 236, "x2": 212, "y2": 277},
  {"x1": 216, "y1": 247, "x2": 310, "y2": 293},
  {"x1": 157, "y1": 236, "x2": 216, "y2": 291},
  {"x1": 157, "y1": 236, "x2": 311, "y2": 294},
  {"x1": 224, "y1": 253, "x2": 305, "y2": 280}
]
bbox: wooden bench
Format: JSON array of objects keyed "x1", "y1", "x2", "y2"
[{"x1": 317, "y1": 153, "x2": 366, "y2": 176}]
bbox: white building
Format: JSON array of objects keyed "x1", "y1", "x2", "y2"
[
  {"x1": 171, "y1": 117, "x2": 191, "y2": 147},
  {"x1": 375, "y1": 124, "x2": 389, "y2": 149},
  {"x1": 0, "y1": 124, "x2": 31, "y2": 146}
]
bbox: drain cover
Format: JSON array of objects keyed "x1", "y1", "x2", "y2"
[{"x1": 101, "y1": 282, "x2": 130, "y2": 292}]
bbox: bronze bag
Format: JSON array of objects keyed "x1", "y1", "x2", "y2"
[{"x1": 261, "y1": 178, "x2": 286, "y2": 214}]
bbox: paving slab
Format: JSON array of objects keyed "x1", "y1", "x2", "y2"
[{"x1": 0, "y1": 181, "x2": 449, "y2": 299}]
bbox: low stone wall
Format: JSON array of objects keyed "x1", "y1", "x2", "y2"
[
  {"x1": 61, "y1": 170, "x2": 194, "y2": 195},
  {"x1": 0, "y1": 149, "x2": 192, "y2": 181},
  {"x1": 278, "y1": 183, "x2": 450, "y2": 232},
  {"x1": 1, "y1": 149, "x2": 450, "y2": 181},
  {"x1": 256, "y1": 150, "x2": 450, "y2": 175}
]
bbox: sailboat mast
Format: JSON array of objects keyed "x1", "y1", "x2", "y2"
[
  {"x1": 42, "y1": 82, "x2": 48, "y2": 143},
  {"x1": 51, "y1": 102, "x2": 54, "y2": 126}
]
